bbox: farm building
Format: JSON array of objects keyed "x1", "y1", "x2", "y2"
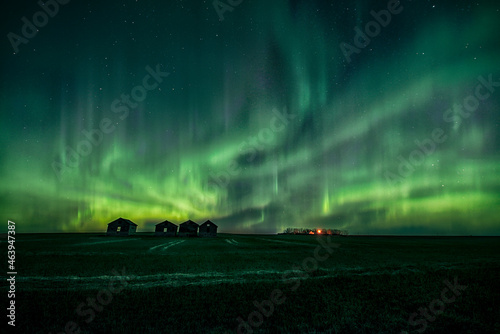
[
  {"x1": 178, "y1": 220, "x2": 199, "y2": 237},
  {"x1": 199, "y1": 220, "x2": 218, "y2": 237},
  {"x1": 155, "y1": 220, "x2": 177, "y2": 237},
  {"x1": 106, "y1": 217, "x2": 137, "y2": 236}
]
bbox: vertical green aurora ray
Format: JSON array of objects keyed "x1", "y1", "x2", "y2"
[{"x1": 0, "y1": 0, "x2": 498, "y2": 234}]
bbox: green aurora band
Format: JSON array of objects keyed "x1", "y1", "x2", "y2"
[{"x1": 1, "y1": 0, "x2": 499, "y2": 234}]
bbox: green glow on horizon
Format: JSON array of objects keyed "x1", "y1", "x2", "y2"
[{"x1": 1, "y1": 1, "x2": 499, "y2": 235}]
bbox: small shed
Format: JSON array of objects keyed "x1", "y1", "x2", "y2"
[
  {"x1": 155, "y1": 220, "x2": 177, "y2": 237},
  {"x1": 178, "y1": 220, "x2": 199, "y2": 237},
  {"x1": 106, "y1": 217, "x2": 137, "y2": 236},
  {"x1": 199, "y1": 220, "x2": 218, "y2": 237}
]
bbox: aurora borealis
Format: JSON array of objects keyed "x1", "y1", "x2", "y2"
[{"x1": 1, "y1": 0, "x2": 499, "y2": 234}]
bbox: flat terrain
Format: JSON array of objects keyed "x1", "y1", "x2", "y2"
[{"x1": 1, "y1": 233, "x2": 499, "y2": 333}]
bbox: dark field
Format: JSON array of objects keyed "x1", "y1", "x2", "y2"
[{"x1": 2, "y1": 234, "x2": 499, "y2": 334}]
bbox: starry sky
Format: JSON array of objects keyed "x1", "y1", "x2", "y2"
[{"x1": 1, "y1": 0, "x2": 499, "y2": 234}]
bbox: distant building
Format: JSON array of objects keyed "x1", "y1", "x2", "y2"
[
  {"x1": 155, "y1": 220, "x2": 177, "y2": 237},
  {"x1": 106, "y1": 217, "x2": 137, "y2": 236},
  {"x1": 199, "y1": 220, "x2": 218, "y2": 237},
  {"x1": 281, "y1": 227, "x2": 348, "y2": 236},
  {"x1": 178, "y1": 220, "x2": 199, "y2": 237}
]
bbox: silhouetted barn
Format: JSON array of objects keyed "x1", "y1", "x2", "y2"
[
  {"x1": 106, "y1": 218, "x2": 137, "y2": 236},
  {"x1": 178, "y1": 220, "x2": 199, "y2": 237},
  {"x1": 199, "y1": 220, "x2": 218, "y2": 237},
  {"x1": 155, "y1": 220, "x2": 177, "y2": 237}
]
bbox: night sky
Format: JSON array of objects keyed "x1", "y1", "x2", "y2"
[{"x1": 1, "y1": 0, "x2": 499, "y2": 234}]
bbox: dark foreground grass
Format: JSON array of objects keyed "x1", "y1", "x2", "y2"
[
  {"x1": 2, "y1": 234, "x2": 500, "y2": 333},
  {"x1": 16, "y1": 266, "x2": 500, "y2": 333}
]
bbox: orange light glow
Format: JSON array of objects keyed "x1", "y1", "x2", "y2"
[{"x1": 317, "y1": 229, "x2": 322, "y2": 234}]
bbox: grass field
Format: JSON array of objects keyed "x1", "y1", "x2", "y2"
[{"x1": 2, "y1": 233, "x2": 499, "y2": 333}]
